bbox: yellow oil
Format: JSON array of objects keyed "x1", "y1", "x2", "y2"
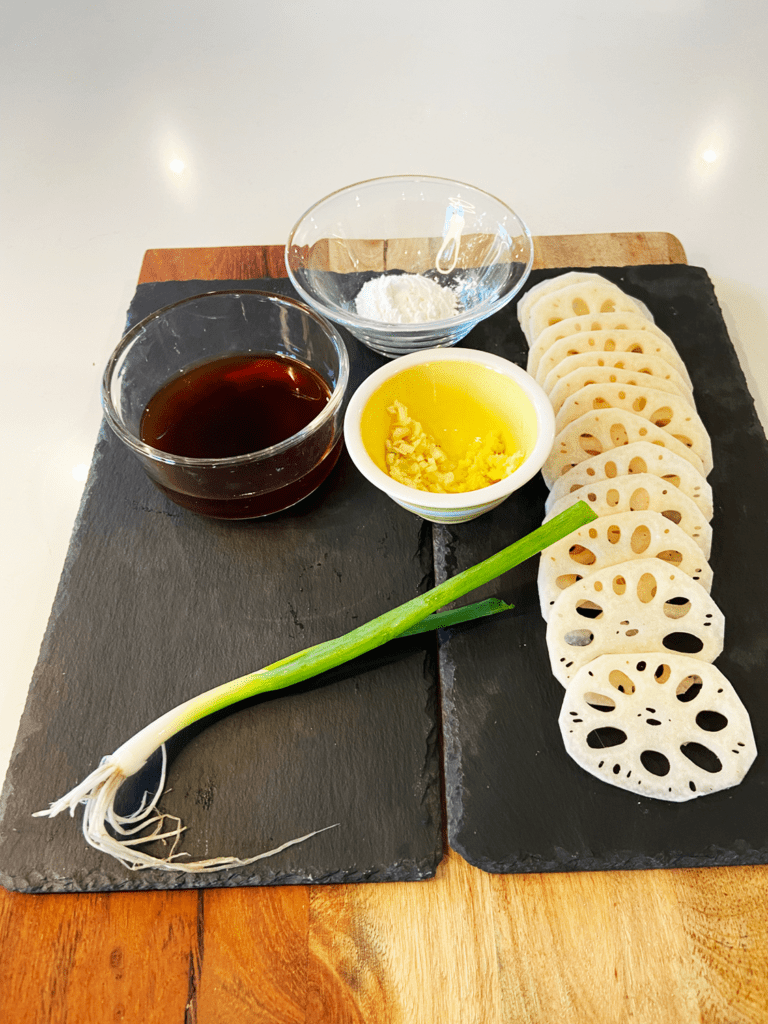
[{"x1": 361, "y1": 360, "x2": 539, "y2": 476}]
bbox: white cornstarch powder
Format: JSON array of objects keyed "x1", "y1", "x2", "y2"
[{"x1": 355, "y1": 274, "x2": 459, "y2": 324}]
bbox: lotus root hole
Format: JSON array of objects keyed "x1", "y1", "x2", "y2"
[
  {"x1": 604, "y1": 339, "x2": 616, "y2": 351},
  {"x1": 587, "y1": 491, "x2": 597, "y2": 502},
  {"x1": 556, "y1": 573, "x2": 582, "y2": 591},
  {"x1": 657, "y1": 549, "x2": 683, "y2": 566},
  {"x1": 612, "y1": 574, "x2": 626, "y2": 595},
  {"x1": 636, "y1": 573, "x2": 658, "y2": 603},
  {"x1": 565, "y1": 629, "x2": 594, "y2": 647},
  {"x1": 579, "y1": 434, "x2": 603, "y2": 457},
  {"x1": 576, "y1": 600, "x2": 603, "y2": 619},
  {"x1": 593, "y1": 397, "x2": 610, "y2": 410},
  {"x1": 673, "y1": 433, "x2": 694, "y2": 449},
  {"x1": 680, "y1": 742, "x2": 722, "y2": 774},
  {"x1": 607, "y1": 488, "x2": 620, "y2": 507},
  {"x1": 588, "y1": 528, "x2": 598, "y2": 538},
  {"x1": 696, "y1": 710, "x2": 728, "y2": 732},
  {"x1": 607, "y1": 525, "x2": 621, "y2": 544},
  {"x1": 663, "y1": 632, "x2": 704, "y2": 654},
  {"x1": 628, "y1": 457, "x2": 646, "y2": 473},
  {"x1": 569, "y1": 544, "x2": 597, "y2": 566},
  {"x1": 631, "y1": 525, "x2": 651, "y2": 554},
  {"x1": 652, "y1": 406, "x2": 673, "y2": 427},
  {"x1": 630, "y1": 488, "x2": 650, "y2": 511},
  {"x1": 662, "y1": 509, "x2": 682, "y2": 525},
  {"x1": 633, "y1": 397, "x2": 647, "y2": 412},
  {"x1": 610, "y1": 423, "x2": 628, "y2": 446},
  {"x1": 600, "y1": 300, "x2": 616, "y2": 313},
  {"x1": 673, "y1": 675, "x2": 700, "y2": 700},
  {"x1": 586, "y1": 727, "x2": 626, "y2": 749},
  {"x1": 629, "y1": 344, "x2": 643, "y2": 353},
  {"x1": 661, "y1": 473, "x2": 681, "y2": 487},
  {"x1": 654, "y1": 663, "x2": 672, "y2": 684},
  {"x1": 663, "y1": 596, "x2": 691, "y2": 619},
  {"x1": 585, "y1": 692, "x2": 616, "y2": 712},
  {"x1": 640, "y1": 750, "x2": 671, "y2": 777},
  {"x1": 609, "y1": 669, "x2": 635, "y2": 694},
  {"x1": 572, "y1": 297, "x2": 589, "y2": 316},
  {"x1": 605, "y1": 460, "x2": 617, "y2": 478}
]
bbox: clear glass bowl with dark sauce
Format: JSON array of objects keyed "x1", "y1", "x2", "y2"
[{"x1": 102, "y1": 290, "x2": 349, "y2": 518}]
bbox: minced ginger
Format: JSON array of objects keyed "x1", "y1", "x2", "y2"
[{"x1": 385, "y1": 400, "x2": 523, "y2": 493}]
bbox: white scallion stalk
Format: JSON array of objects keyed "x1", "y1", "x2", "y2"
[{"x1": 34, "y1": 502, "x2": 596, "y2": 873}]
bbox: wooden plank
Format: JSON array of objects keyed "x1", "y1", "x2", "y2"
[
  {"x1": 138, "y1": 232, "x2": 687, "y2": 285},
  {"x1": 139, "y1": 244, "x2": 288, "y2": 282},
  {"x1": 0, "y1": 888, "x2": 199, "y2": 1023},
  {"x1": 532, "y1": 230, "x2": 687, "y2": 269},
  {"x1": 3, "y1": 232, "x2": 767, "y2": 1024}
]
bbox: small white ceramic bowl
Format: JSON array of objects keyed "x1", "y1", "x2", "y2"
[{"x1": 343, "y1": 348, "x2": 555, "y2": 524}]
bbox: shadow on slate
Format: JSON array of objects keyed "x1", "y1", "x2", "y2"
[
  {"x1": 437, "y1": 264, "x2": 768, "y2": 873},
  {"x1": 0, "y1": 277, "x2": 444, "y2": 892}
]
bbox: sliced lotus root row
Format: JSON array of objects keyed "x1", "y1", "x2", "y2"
[
  {"x1": 543, "y1": 350, "x2": 695, "y2": 410},
  {"x1": 524, "y1": 305, "x2": 676, "y2": 376},
  {"x1": 545, "y1": 441, "x2": 713, "y2": 521},
  {"x1": 547, "y1": 360, "x2": 695, "y2": 418},
  {"x1": 538, "y1": 511, "x2": 713, "y2": 620},
  {"x1": 542, "y1": 408, "x2": 706, "y2": 488},
  {"x1": 521, "y1": 278, "x2": 652, "y2": 347},
  {"x1": 518, "y1": 272, "x2": 756, "y2": 799},
  {"x1": 535, "y1": 329, "x2": 692, "y2": 391},
  {"x1": 544, "y1": 473, "x2": 712, "y2": 557}
]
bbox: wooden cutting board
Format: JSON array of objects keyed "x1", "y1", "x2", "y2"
[{"x1": 1, "y1": 233, "x2": 766, "y2": 1024}]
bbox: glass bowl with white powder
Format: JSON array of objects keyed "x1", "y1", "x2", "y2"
[{"x1": 285, "y1": 176, "x2": 533, "y2": 359}]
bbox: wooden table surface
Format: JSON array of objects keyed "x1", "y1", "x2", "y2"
[{"x1": 2, "y1": 233, "x2": 766, "y2": 1024}]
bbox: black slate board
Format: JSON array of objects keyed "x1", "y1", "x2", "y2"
[
  {"x1": 4, "y1": 264, "x2": 767, "y2": 891},
  {"x1": 0, "y1": 277, "x2": 444, "y2": 892},
  {"x1": 439, "y1": 264, "x2": 768, "y2": 872}
]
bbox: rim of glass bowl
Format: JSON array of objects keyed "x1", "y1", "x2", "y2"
[
  {"x1": 285, "y1": 174, "x2": 534, "y2": 334},
  {"x1": 102, "y1": 289, "x2": 350, "y2": 468},
  {"x1": 343, "y1": 347, "x2": 555, "y2": 511}
]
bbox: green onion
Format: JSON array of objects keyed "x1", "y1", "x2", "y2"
[
  {"x1": 34, "y1": 501, "x2": 596, "y2": 873},
  {"x1": 398, "y1": 596, "x2": 513, "y2": 635}
]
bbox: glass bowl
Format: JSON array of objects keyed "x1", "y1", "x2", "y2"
[
  {"x1": 285, "y1": 175, "x2": 533, "y2": 359},
  {"x1": 343, "y1": 348, "x2": 555, "y2": 524},
  {"x1": 102, "y1": 290, "x2": 349, "y2": 519}
]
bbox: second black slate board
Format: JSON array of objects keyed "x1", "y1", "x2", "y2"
[
  {"x1": 0, "y1": 277, "x2": 443, "y2": 892},
  {"x1": 439, "y1": 264, "x2": 768, "y2": 872}
]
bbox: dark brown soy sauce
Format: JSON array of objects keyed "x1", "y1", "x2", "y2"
[{"x1": 139, "y1": 352, "x2": 341, "y2": 518}]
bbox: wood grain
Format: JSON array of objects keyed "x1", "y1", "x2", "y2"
[
  {"x1": 138, "y1": 231, "x2": 687, "y2": 283},
  {"x1": 3, "y1": 232, "x2": 767, "y2": 1024}
]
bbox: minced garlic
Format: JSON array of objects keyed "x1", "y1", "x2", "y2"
[{"x1": 384, "y1": 400, "x2": 524, "y2": 493}]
